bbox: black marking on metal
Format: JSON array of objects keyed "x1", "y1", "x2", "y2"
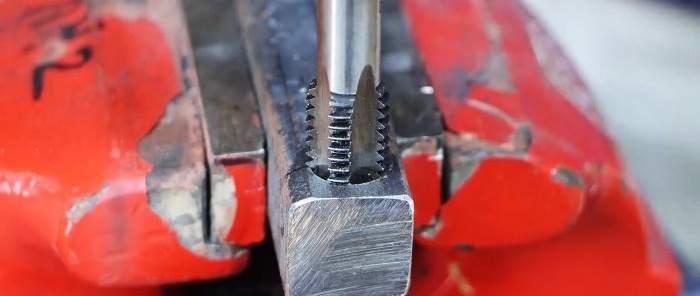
[{"x1": 32, "y1": 46, "x2": 92, "y2": 101}]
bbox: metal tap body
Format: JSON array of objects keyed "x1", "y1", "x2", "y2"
[{"x1": 308, "y1": 0, "x2": 388, "y2": 184}]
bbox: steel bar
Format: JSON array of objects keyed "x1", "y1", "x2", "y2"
[{"x1": 238, "y1": 0, "x2": 414, "y2": 294}]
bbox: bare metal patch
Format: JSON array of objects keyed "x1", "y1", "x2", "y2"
[
  {"x1": 510, "y1": 124, "x2": 533, "y2": 152},
  {"x1": 78, "y1": 0, "x2": 241, "y2": 258},
  {"x1": 444, "y1": 130, "x2": 529, "y2": 195},
  {"x1": 418, "y1": 215, "x2": 443, "y2": 239},
  {"x1": 148, "y1": 188, "x2": 208, "y2": 253},
  {"x1": 552, "y1": 166, "x2": 585, "y2": 189},
  {"x1": 209, "y1": 165, "x2": 237, "y2": 240},
  {"x1": 67, "y1": 184, "x2": 109, "y2": 223},
  {"x1": 139, "y1": 90, "x2": 232, "y2": 259},
  {"x1": 443, "y1": 97, "x2": 535, "y2": 195}
]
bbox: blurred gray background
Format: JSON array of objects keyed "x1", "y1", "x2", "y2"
[{"x1": 523, "y1": 0, "x2": 700, "y2": 289}]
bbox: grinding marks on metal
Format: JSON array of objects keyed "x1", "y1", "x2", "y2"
[
  {"x1": 287, "y1": 195, "x2": 412, "y2": 295},
  {"x1": 238, "y1": 0, "x2": 414, "y2": 295}
]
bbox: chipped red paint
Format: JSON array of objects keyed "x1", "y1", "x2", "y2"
[
  {"x1": 0, "y1": 1, "x2": 248, "y2": 294},
  {"x1": 417, "y1": 157, "x2": 585, "y2": 248},
  {"x1": 404, "y1": 0, "x2": 617, "y2": 246},
  {"x1": 223, "y1": 158, "x2": 266, "y2": 246},
  {"x1": 410, "y1": 167, "x2": 680, "y2": 296},
  {"x1": 402, "y1": 0, "x2": 680, "y2": 294},
  {"x1": 0, "y1": 0, "x2": 682, "y2": 294}
]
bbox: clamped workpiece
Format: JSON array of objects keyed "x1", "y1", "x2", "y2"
[
  {"x1": 239, "y1": 0, "x2": 414, "y2": 294},
  {"x1": 0, "y1": 0, "x2": 682, "y2": 295}
]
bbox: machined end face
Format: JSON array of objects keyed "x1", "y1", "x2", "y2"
[{"x1": 286, "y1": 192, "x2": 413, "y2": 296}]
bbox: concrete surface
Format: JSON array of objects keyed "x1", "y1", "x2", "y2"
[{"x1": 523, "y1": 0, "x2": 700, "y2": 288}]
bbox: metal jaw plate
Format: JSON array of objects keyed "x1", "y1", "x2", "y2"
[{"x1": 238, "y1": 0, "x2": 414, "y2": 295}]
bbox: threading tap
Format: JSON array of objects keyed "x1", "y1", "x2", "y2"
[{"x1": 306, "y1": 0, "x2": 389, "y2": 185}]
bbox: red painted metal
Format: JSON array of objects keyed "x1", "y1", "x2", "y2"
[
  {"x1": 410, "y1": 167, "x2": 680, "y2": 296},
  {"x1": 402, "y1": 0, "x2": 681, "y2": 294},
  {"x1": 403, "y1": 0, "x2": 613, "y2": 248},
  {"x1": 0, "y1": 1, "x2": 261, "y2": 295},
  {"x1": 222, "y1": 159, "x2": 266, "y2": 246},
  {"x1": 0, "y1": 0, "x2": 681, "y2": 294}
]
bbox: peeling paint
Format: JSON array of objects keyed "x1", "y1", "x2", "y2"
[
  {"x1": 444, "y1": 131, "x2": 528, "y2": 195},
  {"x1": 148, "y1": 188, "x2": 208, "y2": 253},
  {"x1": 65, "y1": 183, "x2": 110, "y2": 236},
  {"x1": 66, "y1": 184, "x2": 109, "y2": 223},
  {"x1": 418, "y1": 216, "x2": 443, "y2": 239},
  {"x1": 510, "y1": 124, "x2": 533, "y2": 152},
  {"x1": 552, "y1": 166, "x2": 585, "y2": 189},
  {"x1": 209, "y1": 165, "x2": 236, "y2": 241},
  {"x1": 448, "y1": 159, "x2": 480, "y2": 196},
  {"x1": 139, "y1": 90, "x2": 233, "y2": 259}
]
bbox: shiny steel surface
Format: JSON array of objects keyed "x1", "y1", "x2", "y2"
[
  {"x1": 308, "y1": 0, "x2": 386, "y2": 184},
  {"x1": 317, "y1": 0, "x2": 381, "y2": 95}
]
